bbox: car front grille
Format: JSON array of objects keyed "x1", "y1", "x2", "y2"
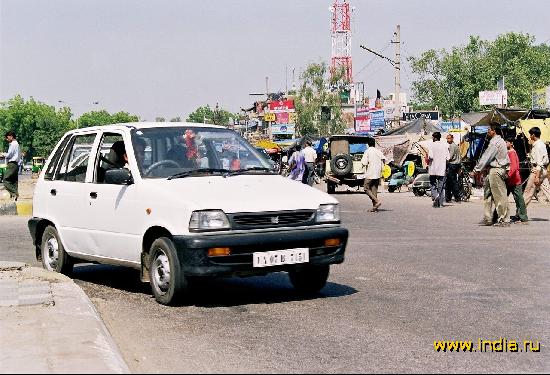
[{"x1": 229, "y1": 210, "x2": 316, "y2": 229}]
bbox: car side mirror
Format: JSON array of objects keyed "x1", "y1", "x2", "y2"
[{"x1": 104, "y1": 168, "x2": 134, "y2": 185}]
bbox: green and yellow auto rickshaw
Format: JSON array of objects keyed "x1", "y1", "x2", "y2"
[
  {"x1": 0, "y1": 156, "x2": 6, "y2": 183},
  {"x1": 31, "y1": 156, "x2": 45, "y2": 177}
]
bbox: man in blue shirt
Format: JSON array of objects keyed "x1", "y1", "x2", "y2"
[{"x1": 1, "y1": 131, "x2": 20, "y2": 200}]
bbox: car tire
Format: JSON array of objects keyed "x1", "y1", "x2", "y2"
[
  {"x1": 413, "y1": 188, "x2": 420, "y2": 196},
  {"x1": 330, "y1": 154, "x2": 353, "y2": 176},
  {"x1": 388, "y1": 185, "x2": 397, "y2": 193},
  {"x1": 288, "y1": 265, "x2": 330, "y2": 294},
  {"x1": 149, "y1": 237, "x2": 187, "y2": 306},
  {"x1": 41, "y1": 225, "x2": 73, "y2": 275},
  {"x1": 327, "y1": 181, "x2": 336, "y2": 194}
]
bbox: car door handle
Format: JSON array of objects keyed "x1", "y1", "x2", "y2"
[
  {"x1": 50, "y1": 189, "x2": 57, "y2": 196},
  {"x1": 89, "y1": 192, "x2": 98, "y2": 199}
]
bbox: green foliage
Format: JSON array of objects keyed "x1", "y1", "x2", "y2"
[
  {"x1": 186, "y1": 105, "x2": 234, "y2": 126},
  {"x1": 0, "y1": 95, "x2": 73, "y2": 159},
  {"x1": 78, "y1": 110, "x2": 138, "y2": 128},
  {"x1": 0, "y1": 95, "x2": 140, "y2": 158},
  {"x1": 409, "y1": 32, "x2": 550, "y2": 119},
  {"x1": 294, "y1": 62, "x2": 347, "y2": 136}
]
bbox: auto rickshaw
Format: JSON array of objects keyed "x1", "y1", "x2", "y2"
[
  {"x1": 31, "y1": 156, "x2": 45, "y2": 177},
  {"x1": 0, "y1": 156, "x2": 6, "y2": 183}
]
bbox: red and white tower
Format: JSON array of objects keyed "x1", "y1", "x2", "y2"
[{"x1": 330, "y1": 0, "x2": 352, "y2": 83}]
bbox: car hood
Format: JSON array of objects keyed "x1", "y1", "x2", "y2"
[{"x1": 146, "y1": 174, "x2": 338, "y2": 213}]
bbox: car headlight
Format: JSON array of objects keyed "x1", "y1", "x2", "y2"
[
  {"x1": 316, "y1": 204, "x2": 340, "y2": 223},
  {"x1": 189, "y1": 210, "x2": 230, "y2": 231}
]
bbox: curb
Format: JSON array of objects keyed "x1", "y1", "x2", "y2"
[
  {"x1": 0, "y1": 200, "x2": 32, "y2": 216},
  {"x1": 0, "y1": 262, "x2": 130, "y2": 373}
]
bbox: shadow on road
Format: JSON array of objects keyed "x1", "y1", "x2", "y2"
[{"x1": 72, "y1": 264, "x2": 357, "y2": 308}]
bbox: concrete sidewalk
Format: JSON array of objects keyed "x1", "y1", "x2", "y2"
[{"x1": 0, "y1": 262, "x2": 130, "y2": 374}]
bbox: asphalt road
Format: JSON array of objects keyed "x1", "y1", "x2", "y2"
[{"x1": 2, "y1": 188, "x2": 549, "y2": 373}]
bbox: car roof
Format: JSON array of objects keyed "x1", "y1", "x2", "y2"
[{"x1": 66, "y1": 122, "x2": 227, "y2": 135}]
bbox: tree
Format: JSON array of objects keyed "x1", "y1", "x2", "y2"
[
  {"x1": 409, "y1": 33, "x2": 550, "y2": 119},
  {"x1": 77, "y1": 110, "x2": 139, "y2": 128},
  {"x1": 0, "y1": 95, "x2": 73, "y2": 158},
  {"x1": 294, "y1": 62, "x2": 347, "y2": 136},
  {"x1": 170, "y1": 117, "x2": 181, "y2": 122},
  {"x1": 187, "y1": 105, "x2": 235, "y2": 126}
]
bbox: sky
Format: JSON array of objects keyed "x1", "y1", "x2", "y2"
[{"x1": 1, "y1": 0, "x2": 549, "y2": 121}]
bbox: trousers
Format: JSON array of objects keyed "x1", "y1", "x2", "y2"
[{"x1": 483, "y1": 167, "x2": 508, "y2": 223}]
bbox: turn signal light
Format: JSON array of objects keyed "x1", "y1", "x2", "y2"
[
  {"x1": 208, "y1": 247, "x2": 231, "y2": 257},
  {"x1": 324, "y1": 238, "x2": 341, "y2": 247}
]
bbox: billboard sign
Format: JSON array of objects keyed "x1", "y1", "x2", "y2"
[
  {"x1": 532, "y1": 86, "x2": 550, "y2": 110},
  {"x1": 440, "y1": 121, "x2": 461, "y2": 132},
  {"x1": 271, "y1": 124, "x2": 295, "y2": 135},
  {"x1": 268, "y1": 100, "x2": 295, "y2": 112},
  {"x1": 355, "y1": 115, "x2": 371, "y2": 133},
  {"x1": 479, "y1": 90, "x2": 508, "y2": 106},
  {"x1": 402, "y1": 111, "x2": 439, "y2": 121},
  {"x1": 370, "y1": 110, "x2": 385, "y2": 132}
]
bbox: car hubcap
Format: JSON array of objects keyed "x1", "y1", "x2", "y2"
[
  {"x1": 44, "y1": 236, "x2": 59, "y2": 270},
  {"x1": 336, "y1": 159, "x2": 347, "y2": 169},
  {"x1": 152, "y1": 250, "x2": 171, "y2": 294}
]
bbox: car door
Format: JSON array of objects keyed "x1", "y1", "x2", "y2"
[
  {"x1": 47, "y1": 131, "x2": 99, "y2": 255},
  {"x1": 85, "y1": 131, "x2": 143, "y2": 265}
]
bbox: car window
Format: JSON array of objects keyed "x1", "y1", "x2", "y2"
[
  {"x1": 132, "y1": 127, "x2": 272, "y2": 178},
  {"x1": 94, "y1": 133, "x2": 126, "y2": 183},
  {"x1": 44, "y1": 135, "x2": 71, "y2": 180},
  {"x1": 54, "y1": 133, "x2": 97, "y2": 182}
]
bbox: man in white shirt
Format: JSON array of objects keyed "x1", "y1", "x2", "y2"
[
  {"x1": 1, "y1": 131, "x2": 20, "y2": 200},
  {"x1": 361, "y1": 137, "x2": 385, "y2": 212},
  {"x1": 521, "y1": 126, "x2": 550, "y2": 212},
  {"x1": 428, "y1": 132, "x2": 450, "y2": 208},
  {"x1": 302, "y1": 140, "x2": 317, "y2": 186}
]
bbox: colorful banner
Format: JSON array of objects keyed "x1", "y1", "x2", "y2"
[
  {"x1": 263, "y1": 113, "x2": 276, "y2": 122},
  {"x1": 355, "y1": 115, "x2": 371, "y2": 133},
  {"x1": 439, "y1": 121, "x2": 461, "y2": 132},
  {"x1": 271, "y1": 124, "x2": 296, "y2": 135},
  {"x1": 275, "y1": 112, "x2": 289, "y2": 124},
  {"x1": 269, "y1": 100, "x2": 295, "y2": 112}
]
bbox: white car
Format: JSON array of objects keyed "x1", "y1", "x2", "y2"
[{"x1": 28, "y1": 123, "x2": 348, "y2": 305}]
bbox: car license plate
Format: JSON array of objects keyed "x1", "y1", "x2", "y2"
[{"x1": 253, "y1": 248, "x2": 309, "y2": 268}]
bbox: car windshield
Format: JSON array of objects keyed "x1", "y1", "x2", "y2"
[{"x1": 131, "y1": 126, "x2": 274, "y2": 179}]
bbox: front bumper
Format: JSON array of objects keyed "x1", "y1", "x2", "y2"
[{"x1": 172, "y1": 226, "x2": 348, "y2": 277}]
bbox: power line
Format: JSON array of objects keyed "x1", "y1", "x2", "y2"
[{"x1": 353, "y1": 41, "x2": 391, "y2": 79}]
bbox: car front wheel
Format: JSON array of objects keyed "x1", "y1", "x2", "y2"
[
  {"x1": 288, "y1": 264, "x2": 330, "y2": 294},
  {"x1": 41, "y1": 225, "x2": 73, "y2": 275},
  {"x1": 149, "y1": 237, "x2": 187, "y2": 305}
]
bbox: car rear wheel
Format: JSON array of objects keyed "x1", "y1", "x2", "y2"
[
  {"x1": 288, "y1": 265, "x2": 330, "y2": 294},
  {"x1": 149, "y1": 237, "x2": 187, "y2": 305},
  {"x1": 41, "y1": 225, "x2": 73, "y2": 275}
]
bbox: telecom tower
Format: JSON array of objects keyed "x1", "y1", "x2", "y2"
[{"x1": 330, "y1": 0, "x2": 352, "y2": 84}]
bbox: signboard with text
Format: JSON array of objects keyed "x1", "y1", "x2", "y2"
[
  {"x1": 370, "y1": 110, "x2": 385, "y2": 132},
  {"x1": 402, "y1": 111, "x2": 439, "y2": 121},
  {"x1": 355, "y1": 115, "x2": 371, "y2": 133},
  {"x1": 479, "y1": 90, "x2": 508, "y2": 106},
  {"x1": 532, "y1": 86, "x2": 550, "y2": 110},
  {"x1": 268, "y1": 100, "x2": 295, "y2": 112},
  {"x1": 271, "y1": 124, "x2": 296, "y2": 135}
]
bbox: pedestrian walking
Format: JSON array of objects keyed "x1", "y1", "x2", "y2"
[
  {"x1": 505, "y1": 137, "x2": 528, "y2": 224},
  {"x1": 361, "y1": 137, "x2": 385, "y2": 212},
  {"x1": 427, "y1": 132, "x2": 449, "y2": 208},
  {"x1": 1, "y1": 131, "x2": 20, "y2": 200},
  {"x1": 287, "y1": 145, "x2": 306, "y2": 182},
  {"x1": 303, "y1": 140, "x2": 317, "y2": 186},
  {"x1": 18, "y1": 151, "x2": 25, "y2": 175},
  {"x1": 445, "y1": 134, "x2": 462, "y2": 203},
  {"x1": 520, "y1": 127, "x2": 550, "y2": 212},
  {"x1": 473, "y1": 124, "x2": 510, "y2": 226}
]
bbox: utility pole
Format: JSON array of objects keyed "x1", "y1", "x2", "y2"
[{"x1": 392, "y1": 24, "x2": 401, "y2": 128}]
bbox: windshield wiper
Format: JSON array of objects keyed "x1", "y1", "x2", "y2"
[
  {"x1": 227, "y1": 167, "x2": 275, "y2": 176},
  {"x1": 167, "y1": 168, "x2": 230, "y2": 180}
]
